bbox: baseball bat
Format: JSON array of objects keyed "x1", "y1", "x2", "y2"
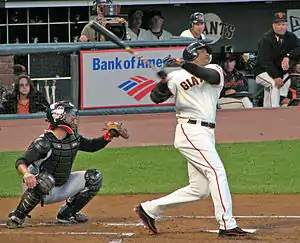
[{"x1": 89, "y1": 20, "x2": 160, "y2": 73}]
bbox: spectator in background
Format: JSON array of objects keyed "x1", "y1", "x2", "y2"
[
  {"x1": 280, "y1": 59, "x2": 300, "y2": 106},
  {"x1": 0, "y1": 84, "x2": 7, "y2": 114},
  {"x1": 80, "y1": 1, "x2": 125, "y2": 42},
  {"x1": 80, "y1": 1, "x2": 106, "y2": 42},
  {"x1": 127, "y1": 9, "x2": 149, "y2": 41},
  {"x1": 254, "y1": 12, "x2": 300, "y2": 108},
  {"x1": 218, "y1": 52, "x2": 253, "y2": 109},
  {"x1": 180, "y1": 12, "x2": 206, "y2": 41},
  {"x1": 13, "y1": 64, "x2": 27, "y2": 76},
  {"x1": 146, "y1": 10, "x2": 172, "y2": 40},
  {"x1": 2, "y1": 75, "x2": 49, "y2": 114}
]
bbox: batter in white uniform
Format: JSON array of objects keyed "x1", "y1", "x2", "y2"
[{"x1": 135, "y1": 42, "x2": 250, "y2": 239}]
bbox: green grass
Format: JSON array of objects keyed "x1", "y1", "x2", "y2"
[{"x1": 1, "y1": 140, "x2": 300, "y2": 197}]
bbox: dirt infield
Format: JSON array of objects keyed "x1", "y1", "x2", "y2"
[{"x1": 1, "y1": 107, "x2": 300, "y2": 243}]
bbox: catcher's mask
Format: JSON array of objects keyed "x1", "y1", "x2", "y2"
[
  {"x1": 183, "y1": 41, "x2": 212, "y2": 63},
  {"x1": 46, "y1": 101, "x2": 79, "y2": 134}
]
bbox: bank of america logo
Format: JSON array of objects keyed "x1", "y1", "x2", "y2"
[{"x1": 118, "y1": 76, "x2": 156, "y2": 101}]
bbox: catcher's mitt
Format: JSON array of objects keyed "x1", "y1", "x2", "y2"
[{"x1": 103, "y1": 121, "x2": 129, "y2": 139}]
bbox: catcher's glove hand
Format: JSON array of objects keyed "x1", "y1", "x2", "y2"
[
  {"x1": 163, "y1": 56, "x2": 185, "y2": 68},
  {"x1": 103, "y1": 121, "x2": 129, "y2": 139}
]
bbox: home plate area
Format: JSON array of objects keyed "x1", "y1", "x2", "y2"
[{"x1": 1, "y1": 195, "x2": 300, "y2": 242}]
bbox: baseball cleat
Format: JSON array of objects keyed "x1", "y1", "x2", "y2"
[
  {"x1": 218, "y1": 227, "x2": 251, "y2": 239},
  {"x1": 6, "y1": 212, "x2": 25, "y2": 229},
  {"x1": 134, "y1": 204, "x2": 158, "y2": 234},
  {"x1": 56, "y1": 211, "x2": 88, "y2": 224}
]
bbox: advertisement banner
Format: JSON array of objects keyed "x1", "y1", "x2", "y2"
[
  {"x1": 80, "y1": 47, "x2": 185, "y2": 109},
  {"x1": 287, "y1": 9, "x2": 300, "y2": 38}
]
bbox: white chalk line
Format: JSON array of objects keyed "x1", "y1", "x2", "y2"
[
  {"x1": 108, "y1": 239, "x2": 123, "y2": 243},
  {"x1": 0, "y1": 231, "x2": 134, "y2": 237},
  {"x1": 1, "y1": 215, "x2": 299, "y2": 228},
  {"x1": 204, "y1": 229, "x2": 257, "y2": 234},
  {"x1": 104, "y1": 215, "x2": 300, "y2": 227},
  {"x1": 164, "y1": 215, "x2": 300, "y2": 219}
]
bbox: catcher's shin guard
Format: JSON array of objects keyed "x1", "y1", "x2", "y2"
[
  {"x1": 57, "y1": 169, "x2": 102, "y2": 223},
  {"x1": 7, "y1": 188, "x2": 42, "y2": 228}
]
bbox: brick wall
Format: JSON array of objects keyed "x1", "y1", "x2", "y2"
[{"x1": 0, "y1": 56, "x2": 14, "y2": 90}]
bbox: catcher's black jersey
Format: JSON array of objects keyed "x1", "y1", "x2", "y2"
[{"x1": 15, "y1": 131, "x2": 109, "y2": 186}]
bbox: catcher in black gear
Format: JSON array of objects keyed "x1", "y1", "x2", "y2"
[{"x1": 6, "y1": 100, "x2": 129, "y2": 228}]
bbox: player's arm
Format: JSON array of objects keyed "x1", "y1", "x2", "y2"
[
  {"x1": 181, "y1": 62, "x2": 220, "y2": 84},
  {"x1": 78, "y1": 134, "x2": 111, "y2": 152},
  {"x1": 150, "y1": 81, "x2": 173, "y2": 104},
  {"x1": 15, "y1": 136, "x2": 52, "y2": 176}
]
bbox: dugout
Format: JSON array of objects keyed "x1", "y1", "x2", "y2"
[{"x1": 0, "y1": 0, "x2": 298, "y2": 114}]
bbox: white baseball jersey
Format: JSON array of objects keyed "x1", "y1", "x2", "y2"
[
  {"x1": 127, "y1": 28, "x2": 149, "y2": 41},
  {"x1": 180, "y1": 29, "x2": 206, "y2": 41},
  {"x1": 167, "y1": 64, "x2": 224, "y2": 123},
  {"x1": 146, "y1": 29, "x2": 173, "y2": 40}
]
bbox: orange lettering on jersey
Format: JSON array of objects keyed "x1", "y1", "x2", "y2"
[{"x1": 180, "y1": 77, "x2": 203, "y2": 91}]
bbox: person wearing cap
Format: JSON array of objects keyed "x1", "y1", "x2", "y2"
[
  {"x1": 180, "y1": 12, "x2": 206, "y2": 41},
  {"x1": 80, "y1": 1, "x2": 105, "y2": 42},
  {"x1": 127, "y1": 9, "x2": 149, "y2": 41},
  {"x1": 253, "y1": 12, "x2": 300, "y2": 108},
  {"x1": 146, "y1": 10, "x2": 172, "y2": 40},
  {"x1": 218, "y1": 52, "x2": 253, "y2": 109},
  {"x1": 80, "y1": 1, "x2": 125, "y2": 42}
]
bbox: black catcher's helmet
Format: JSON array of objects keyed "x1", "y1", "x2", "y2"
[
  {"x1": 183, "y1": 41, "x2": 212, "y2": 62},
  {"x1": 46, "y1": 100, "x2": 79, "y2": 134}
]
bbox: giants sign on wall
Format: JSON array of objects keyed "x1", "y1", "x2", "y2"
[
  {"x1": 80, "y1": 47, "x2": 185, "y2": 109},
  {"x1": 287, "y1": 9, "x2": 300, "y2": 38},
  {"x1": 203, "y1": 13, "x2": 236, "y2": 44}
]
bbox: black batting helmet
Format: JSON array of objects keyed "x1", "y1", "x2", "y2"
[
  {"x1": 189, "y1": 12, "x2": 205, "y2": 28},
  {"x1": 183, "y1": 41, "x2": 212, "y2": 62},
  {"x1": 46, "y1": 100, "x2": 79, "y2": 134}
]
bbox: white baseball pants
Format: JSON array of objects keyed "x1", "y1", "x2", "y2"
[
  {"x1": 218, "y1": 97, "x2": 253, "y2": 109},
  {"x1": 22, "y1": 171, "x2": 87, "y2": 204},
  {"x1": 141, "y1": 119, "x2": 237, "y2": 230},
  {"x1": 255, "y1": 72, "x2": 281, "y2": 108}
]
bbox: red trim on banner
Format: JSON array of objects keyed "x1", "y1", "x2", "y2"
[
  {"x1": 80, "y1": 51, "x2": 84, "y2": 109},
  {"x1": 82, "y1": 102, "x2": 175, "y2": 110},
  {"x1": 80, "y1": 46, "x2": 186, "y2": 110}
]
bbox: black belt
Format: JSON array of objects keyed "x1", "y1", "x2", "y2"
[{"x1": 187, "y1": 119, "x2": 216, "y2": 128}]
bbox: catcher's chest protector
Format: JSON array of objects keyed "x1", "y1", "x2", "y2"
[{"x1": 42, "y1": 132, "x2": 80, "y2": 186}]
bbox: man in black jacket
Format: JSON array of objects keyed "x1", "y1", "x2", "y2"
[
  {"x1": 6, "y1": 100, "x2": 128, "y2": 228},
  {"x1": 254, "y1": 12, "x2": 300, "y2": 108}
]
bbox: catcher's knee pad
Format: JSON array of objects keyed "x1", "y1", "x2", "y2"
[
  {"x1": 57, "y1": 170, "x2": 102, "y2": 218},
  {"x1": 36, "y1": 172, "x2": 55, "y2": 196},
  {"x1": 84, "y1": 169, "x2": 103, "y2": 193}
]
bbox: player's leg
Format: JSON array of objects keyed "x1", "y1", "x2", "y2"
[
  {"x1": 256, "y1": 72, "x2": 280, "y2": 107},
  {"x1": 44, "y1": 169, "x2": 103, "y2": 224},
  {"x1": 7, "y1": 172, "x2": 55, "y2": 228},
  {"x1": 240, "y1": 97, "x2": 253, "y2": 108},
  {"x1": 178, "y1": 123, "x2": 238, "y2": 230},
  {"x1": 141, "y1": 161, "x2": 210, "y2": 218},
  {"x1": 136, "y1": 160, "x2": 209, "y2": 234},
  {"x1": 135, "y1": 123, "x2": 210, "y2": 233}
]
